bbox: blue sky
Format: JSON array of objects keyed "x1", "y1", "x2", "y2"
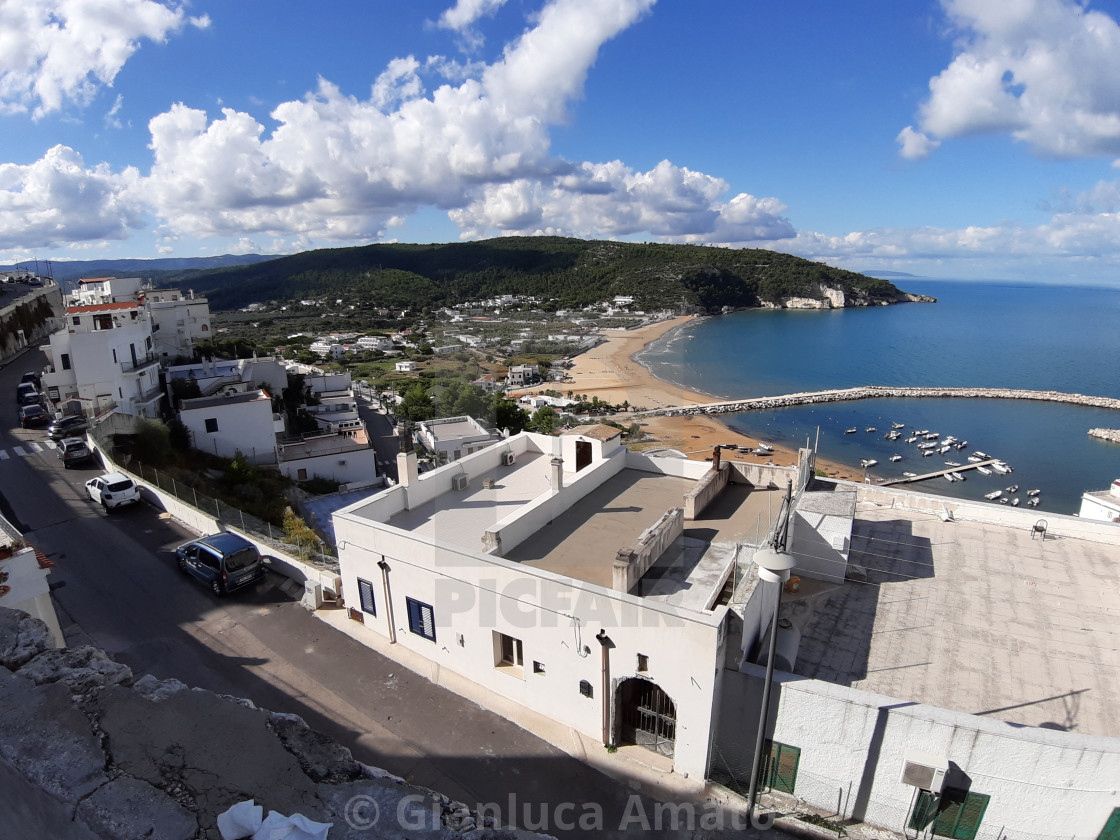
[{"x1": 5, "y1": 0, "x2": 1120, "y2": 283}]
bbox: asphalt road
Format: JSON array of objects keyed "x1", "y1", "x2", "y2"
[{"x1": 0, "y1": 354, "x2": 763, "y2": 839}]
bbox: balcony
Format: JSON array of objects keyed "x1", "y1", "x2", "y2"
[{"x1": 120, "y1": 351, "x2": 159, "y2": 374}]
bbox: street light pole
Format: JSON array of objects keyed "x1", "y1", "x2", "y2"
[{"x1": 745, "y1": 546, "x2": 796, "y2": 824}]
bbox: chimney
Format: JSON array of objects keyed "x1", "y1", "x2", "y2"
[
  {"x1": 712, "y1": 445, "x2": 722, "y2": 472},
  {"x1": 398, "y1": 450, "x2": 419, "y2": 487},
  {"x1": 551, "y1": 456, "x2": 564, "y2": 491}
]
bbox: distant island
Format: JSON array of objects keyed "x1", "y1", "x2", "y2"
[{"x1": 36, "y1": 237, "x2": 933, "y2": 314}]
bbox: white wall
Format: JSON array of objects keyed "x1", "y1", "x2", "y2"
[
  {"x1": 333, "y1": 512, "x2": 728, "y2": 780},
  {"x1": 181, "y1": 395, "x2": 277, "y2": 463},
  {"x1": 717, "y1": 666, "x2": 1120, "y2": 838},
  {"x1": 278, "y1": 447, "x2": 377, "y2": 485}
]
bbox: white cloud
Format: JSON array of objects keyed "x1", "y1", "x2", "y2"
[
  {"x1": 906, "y1": 0, "x2": 1120, "y2": 158},
  {"x1": 0, "y1": 145, "x2": 143, "y2": 250},
  {"x1": 0, "y1": 0, "x2": 208, "y2": 119},
  {"x1": 437, "y1": 0, "x2": 508, "y2": 32},
  {"x1": 896, "y1": 126, "x2": 941, "y2": 161}
]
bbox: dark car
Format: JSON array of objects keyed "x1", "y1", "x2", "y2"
[
  {"x1": 47, "y1": 415, "x2": 88, "y2": 441},
  {"x1": 18, "y1": 404, "x2": 49, "y2": 428},
  {"x1": 16, "y1": 383, "x2": 40, "y2": 406},
  {"x1": 57, "y1": 437, "x2": 93, "y2": 468},
  {"x1": 176, "y1": 533, "x2": 265, "y2": 596},
  {"x1": 19, "y1": 372, "x2": 41, "y2": 389}
]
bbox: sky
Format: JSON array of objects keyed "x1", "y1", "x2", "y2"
[{"x1": 5, "y1": 0, "x2": 1120, "y2": 283}]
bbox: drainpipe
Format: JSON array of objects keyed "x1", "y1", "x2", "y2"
[
  {"x1": 596, "y1": 630, "x2": 613, "y2": 746},
  {"x1": 378, "y1": 559, "x2": 396, "y2": 644}
]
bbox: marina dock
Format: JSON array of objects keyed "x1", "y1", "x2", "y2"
[{"x1": 879, "y1": 459, "x2": 999, "y2": 486}]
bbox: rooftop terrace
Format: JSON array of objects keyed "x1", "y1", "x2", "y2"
[{"x1": 792, "y1": 503, "x2": 1120, "y2": 736}]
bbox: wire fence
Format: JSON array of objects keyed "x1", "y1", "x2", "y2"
[
  {"x1": 91, "y1": 443, "x2": 341, "y2": 572},
  {"x1": 707, "y1": 743, "x2": 1084, "y2": 840}
]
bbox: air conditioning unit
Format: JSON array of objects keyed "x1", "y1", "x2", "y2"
[
  {"x1": 502, "y1": 451, "x2": 515, "y2": 466},
  {"x1": 451, "y1": 474, "x2": 469, "y2": 491},
  {"x1": 900, "y1": 752, "x2": 949, "y2": 792}
]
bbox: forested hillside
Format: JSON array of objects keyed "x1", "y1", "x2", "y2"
[{"x1": 146, "y1": 237, "x2": 907, "y2": 313}]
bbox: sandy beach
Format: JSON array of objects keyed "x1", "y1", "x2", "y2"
[{"x1": 528, "y1": 316, "x2": 864, "y2": 481}]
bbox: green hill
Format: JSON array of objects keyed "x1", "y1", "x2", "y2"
[{"x1": 150, "y1": 236, "x2": 911, "y2": 314}]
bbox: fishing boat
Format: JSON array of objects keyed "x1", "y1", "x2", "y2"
[
  {"x1": 976, "y1": 466, "x2": 993, "y2": 476},
  {"x1": 885, "y1": 430, "x2": 901, "y2": 440},
  {"x1": 892, "y1": 422, "x2": 905, "y2": 429},
  {"x1": 845, "y1": 428, "x2": 857, "y2": 434},
  {"x1": 861, "y1": 459, "x2": 878, "y2": 468},
  {"x1": 984, "y1": 490, "x2": 1002, "y2": 500}
]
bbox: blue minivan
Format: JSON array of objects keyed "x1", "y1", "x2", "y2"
[{"x1": 176, "y1": 533, "x2": 265, "y2": 596}]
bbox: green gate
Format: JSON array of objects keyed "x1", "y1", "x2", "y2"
[
  {"x1": 909, "y1": 789, "x2": 989, "y2": 840},
  {"x1": 763, "y1": 741, "x2": 800, "y2": 794}
]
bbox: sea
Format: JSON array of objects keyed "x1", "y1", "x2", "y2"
[{"x1": 636, "y1": 279, "x2": 1120, "y2": 516}]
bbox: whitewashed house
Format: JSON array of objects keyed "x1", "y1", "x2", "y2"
[
  {"x1": 277, "y1": 428, "x2": 378, "y2": 487},
  {"x1": 415, "y1": 416, "x2": 500, "y2": 462},
  {"x1": 178, "y1": 389, "x2": 279, "y2": 463},
  {"x1": 394, "y1": 361, "x2": 417, "y2": 373},
  {"x1": 1079, "y1": 479, "x2": 1120, "y2": 522}
]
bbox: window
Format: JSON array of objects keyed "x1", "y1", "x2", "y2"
[
  {"x1": 204, "y1": 418, "x2": 218, "y2": 433},
  {"x1": 763, "y1": 741, "x2": 800, "y2": 795},
  {"x1": 112, "y1": 348, "x2": 118, "y2": 363},
  {"x1": 533, "y1": 661, "x2": 546, "y2": 675},
  {"x1": 72, "y1": 316, "x2": 80, "y2": 326},
  {"x1": 94, "y1": 314, "x2": 112, "y2": 330},
  {"x1": 406, "y1": 597, "x2": 436, "y2": 642},
  {"x1": 909, "y1": 789, "x2": 990, "y2": 840},
  {"x1": 496, "y1": 632, "x2": 523, "y2": 668},
  {"x1": 61, "y1": 353, "x2": 71, "y2": 371},
  {"x1": 579, "y1": 680, "x2": 593, "y2": 698},
  {"x1": 637, "y1": 653, "x2": 649, "y2": 672},
  {"x1": 356, "y1": 578, "x2": 376, "y2": 617},
  {"x1": 297, "y1": 469, "x2": 308, "y2": 480}
]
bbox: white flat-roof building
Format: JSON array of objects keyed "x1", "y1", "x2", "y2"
[
  {"x1": 1079, "y1": 479, "x2": 1120, "y2": 522},
  {"x1": 277, "y1": 427, "x2": 378, "y2": 487},
  {"x1": 394, "y1": 361, "x2": 417, "y2": 373},
  {"x1": 178, "y1": 389, "x2": 279, "y2": 464},
  {"x1": 415, "y1": 415, "x2": 500, "y2": 462}
]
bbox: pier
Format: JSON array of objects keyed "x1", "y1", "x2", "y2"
[
  {"x1": 636, "y1": 385, "x2": 1120, "y2": 419},
  {"x1": 878, "y1": 459, "x2": 999, "y2": 486}
]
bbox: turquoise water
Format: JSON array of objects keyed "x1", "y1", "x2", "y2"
[{"x1": 637, "y1": 280, "x2": 1120, "y2": 515}]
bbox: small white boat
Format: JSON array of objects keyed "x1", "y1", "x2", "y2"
[
  {"x1": 1000, "y1": 498, "x2": 1008, "y2": 504},
  {"x1": 924, "y1": 433, "x2": 940, "y2": 440},
  {"x1": 1006, "y1": 484, "x2": 1019, "y2": 493},
  {"x1": 967, "y1": 456, "x2": 983, "y2": 463},
  {"x1": 991, "y1": 462, "x2": 1012, "y2": 475},
  {"x1": 865, "y1": 427, "x2": 877, "y2": 433},
  {"x1": 976, "y1": 466, "x2": 993, "y2": 476},
  {"x1": 922, "y1": 450, "x2": 934, "y2": 457},
  {"x1": 1011, "y1": 498, "x2": 1020, "y2": 506},
  {"x1": 918, "y1": 442, "x2": 938, "y2": 449},
  {"x1": 756, "y1": 443, "x2": 774, "y2": 452},
  {"x1": 939, "y1": 445, "x2": 951, "y2": 454},
  {"x1": 944, "y1": 473, "x2": 957, "y2": 482},
  {"x1": 861, "y1": 459, "x2": 878, "y2": 468},
  {"x1": 973, "y1": 451, "x2": 990, "y2": 459},
  {"x1": 1028, "y1": 489, "x2": 1040, "y2": 496},
  {"x1": 1027, "y1": 497, "x2": 1040, "y2": 507},
  {"x1": 945, "y1": 461, "x2": 961, "y2": 467},
  {"x1": 902, "y1": 471, "x2": 917, "y2": 478},
  {"x1": 984, "y1": 490, "x2": 1002, "y2": 500},
  {"x1": 956, "y1": 441, "x2": 968, "y2": 449},
  {"x1": 892, "y1": 422, "x2": 905, "y2": 429},
  {"x1": 890, "y1": 454, "x2": 903, "y2": 462},
  {"x1": 906, "y1": 436, "x2": 918, "y2": 444},
  {"x1": 915, "y1": 429, "x2": 929, "y2": 435},
  {"x1": 845, "y1": 428, "x2": 857, "y2": 434}
]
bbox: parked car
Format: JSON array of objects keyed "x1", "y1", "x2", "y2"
[
  {"x1": 84, "y1": 472, "x2": 141, "y2": 510},
  {"x1": 47, "y1": 415, "x2": 88, "y2": 441},
  {"x1": 19, "y1": 372, "x2": 41, "y2": 389},
  {"x1": 18, "y1": 404, "x2": 49, "y2": 428},
  {"x1": 176, "y1": 533, "x2": 265, "y2": 596},
  {"x1": 16, "y1": 383, "x2": 41, "y2": 406},
  {"x1": 57, "y1": 437, "x2": 93, "y2": 468}
]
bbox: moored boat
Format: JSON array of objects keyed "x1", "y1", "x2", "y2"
[
  {"x1": 984, "y1": 490, "x2": 1002, "y2": 500},
  {"x1": 845, "y1": 428, "x2": 857, "y2": 434},
  {"x1": 976, "y1": 466, "x2": 992, "y2": 476}
]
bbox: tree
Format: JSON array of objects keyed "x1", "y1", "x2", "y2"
[
  {"x1": 529, "y1": 406, "x2": 558, "y2": 434},
  {"x1": 400, "y1": 383, "x2": 435, "y2": 422},
  {"x1": 493, "y1": 396, "x2": 529, "y2": 435}
]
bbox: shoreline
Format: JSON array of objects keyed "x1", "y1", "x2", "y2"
[{"x1": 526, "y1": 316, "x2": 866, "y2": 482}]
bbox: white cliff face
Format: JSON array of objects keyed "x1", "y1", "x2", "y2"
[{"x1": 784, "y1": 297, "x2": 830, "y2": 309}]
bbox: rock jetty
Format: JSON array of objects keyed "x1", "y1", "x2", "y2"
[
  {"x1": 1089, "y1": 428, "x2": 1120, "y2": 443},
  {"x1": 637, "y1": 385, "x2": 1120, "y2": 418}
]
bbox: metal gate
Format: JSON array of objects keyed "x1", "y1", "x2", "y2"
[{"x1": 618, "y1": 678, "x2": 676, "y2": 757}]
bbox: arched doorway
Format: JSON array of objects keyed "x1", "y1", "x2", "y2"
[{"x1": 617, "y1": 678, "x2": 676, "y2": 757}]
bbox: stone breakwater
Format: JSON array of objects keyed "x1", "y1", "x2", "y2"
[
  {"x1": 1089, "y1": 428, "x2": 1120, "y2": 443},
  {"x1": 637, "y1": 385, "x2": 1120, "y2": 418}
]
